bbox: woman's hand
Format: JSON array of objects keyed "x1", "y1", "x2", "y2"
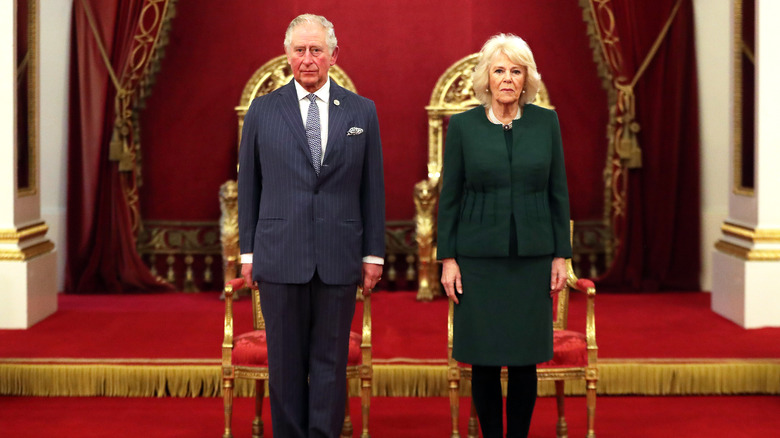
[
  {"x1": 550, "y1": 257, "x2": 567, "y2": 296},
  {"x1": 441, "y1": 258, "x2": 463, "y2": 304}
]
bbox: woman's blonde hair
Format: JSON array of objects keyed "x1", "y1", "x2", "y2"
[{"x1": 472, "y1": 33, "x2": 541, "y2": 107}]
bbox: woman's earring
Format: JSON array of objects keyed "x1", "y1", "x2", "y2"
[{"x1": 522, "y1": 89, "x2": 526, "y2": 94}]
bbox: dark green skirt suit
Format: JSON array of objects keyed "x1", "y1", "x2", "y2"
[{"x1": 437, "y1": 104, "x2": 572, "y2": 366}]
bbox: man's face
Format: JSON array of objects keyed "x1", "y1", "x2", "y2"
[{"x1": 286, "y1": 23, "x2": 339, "y2": 93}]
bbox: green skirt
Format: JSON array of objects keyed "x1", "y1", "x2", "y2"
[{"x1": 453, "y1": 254, "x2": 553, "y2": 366}]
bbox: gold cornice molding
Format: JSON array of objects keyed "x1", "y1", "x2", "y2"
[
  {"x1": 0, "y1": 240, "x2": 54, "y2": 261},
  {"x1": 721, "y1": 222, "x2": 780, "y2": 244},
  {"x1": 0, "y1": 222, "x2": 49, "y2": 243},
  {"x1": 715, "y1": 240, "x2": 780, "y2": 261}
]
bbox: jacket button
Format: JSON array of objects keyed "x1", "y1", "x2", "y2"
[{"x1": 314, "y1": 189, "x2": 319, "y2": 194}]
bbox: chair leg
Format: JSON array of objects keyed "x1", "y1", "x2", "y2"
[
  {"x1": 586, "y1": 378, "x2": 597, "y2": 438},
  {"x1": 341, "y1": 381, "x2": 354, "y2": 438},
  {"x1": 448, "y1": 376, "x2": 460, "y2": 437},
  {"x1": 252, "y1": 380, "x2": 264, "y2": 438},
  {"x1": 555, "y1": 380, "x2": 568, "y2": 438},
  {"x1": 467, "y1": 398, "x2": 479, "y2": 438},
  {"x1": 361, "y1": 375, "x2": 371, "y2": 438},
  {"x1": 222, "y1": 377, "x2": 234, "y2": 438}
]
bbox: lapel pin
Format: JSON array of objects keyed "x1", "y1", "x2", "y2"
[{"x1": 334, "y1": 99, "x2": 340, "y2": 106}]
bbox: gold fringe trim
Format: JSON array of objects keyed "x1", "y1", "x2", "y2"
[
  {"x1": 0, "y1": 364, "x2": 220, "y2": 397},
  {"x1": 2, "y1": 360, "x2": 778, "y2": 397}
]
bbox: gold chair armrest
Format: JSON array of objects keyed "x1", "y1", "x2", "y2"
[
  {"x1": 360, "y1": 292, "x2": 372, "y2": 377},
  {"x1": 222, "y1": 279, "x2": 244, "y2": 370},
  {"x1": 565, "y1": 260, "x2": 598, "y2": 363}
]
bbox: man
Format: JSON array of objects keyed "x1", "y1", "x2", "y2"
[{"x1": 237, "y1": 14, "x2": 385, "y2": 438}]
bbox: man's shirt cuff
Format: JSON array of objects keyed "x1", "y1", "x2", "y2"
[
  {"x1": 240, "y1": 253, "x2": 253, "y2": 264},
  {"x1": 363, "y1": 255, "x2": 384, "y2": 265}
]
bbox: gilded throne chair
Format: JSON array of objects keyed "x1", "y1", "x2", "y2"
[{"x1": 219, "y1": 56, "x2": 373, "y2": 438}]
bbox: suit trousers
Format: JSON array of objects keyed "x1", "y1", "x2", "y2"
[{"x1": 259, "y1": 272, "x2": 357, "y2": 438}]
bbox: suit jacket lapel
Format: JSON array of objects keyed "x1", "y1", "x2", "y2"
[
  {"x1": 324, "y1": 82, "x2": 349, "y2": 167},
  {"x1": 276, "y1": 80, "x2": 312, "y2": 162}
]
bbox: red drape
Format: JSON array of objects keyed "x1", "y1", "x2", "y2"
[
  {"x1": 65, "y1": 0, "x2": 172, "y2": 293},
  {"x1": 587, "y1": 0, "x2": 701, "y2": 290}
]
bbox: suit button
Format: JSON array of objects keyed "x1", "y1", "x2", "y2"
[{"x1": 314, "y1": 189, "x2": 319, "y2": 194}]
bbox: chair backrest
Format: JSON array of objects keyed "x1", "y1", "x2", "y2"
[
  {"x1": 424, "y1": 53, "x2": 554, "y2": 182},
  {"x1": 234, "y1": 56, "x2": 358, "y2": 331},
  {"x1": 235, "y1": 55, "x2": 357, "y2": 151}
]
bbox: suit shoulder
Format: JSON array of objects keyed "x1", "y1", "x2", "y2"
[
  {"x1": 524, "y1": 103, "x2": 558, "y2": 121},
  {"x1": 339, "y1": 87, "x2": 376, "y2": 109},
  {"x1": 450, "y1": 106, "x2": 486, "y2": 126}
]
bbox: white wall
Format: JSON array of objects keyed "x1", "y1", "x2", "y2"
[
  {"x1": 39, "y1": 0, "x2": 73, "y2": 292},
  {"x1": 693, "y1": 0, "x2": 731, "y2": 292}
]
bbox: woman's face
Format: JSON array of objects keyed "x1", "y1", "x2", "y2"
[{"x1": 488, "y1": 52, "x2": 526, "y2": 107}]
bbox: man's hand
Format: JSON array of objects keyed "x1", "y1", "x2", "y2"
[
  {"x1": 241, "y1": 263, "x2": 254, "y2": 289},
  {"x1": 361, "y1": 263, "x2": 382, "y2": 295}
]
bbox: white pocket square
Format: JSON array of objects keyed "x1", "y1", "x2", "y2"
[{"x1": 347, "y1": 127, "x2": 364, "y2": 136}]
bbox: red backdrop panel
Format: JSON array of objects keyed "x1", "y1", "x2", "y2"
[{"x1": 139, "y1": 0, "x2": 608, "y2": 222}]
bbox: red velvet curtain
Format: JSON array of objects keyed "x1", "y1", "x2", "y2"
[
  {"x1": 65, "y1": 0, "x2": 172, "y2": 293},
  {"x1": 586, "y1": 0, "x2": 701, "y2": 290}
]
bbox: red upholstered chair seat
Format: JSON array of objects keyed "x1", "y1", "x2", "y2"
[
  {"x1": 232, "y1": 329, "x2": 363, "y2": 367},
  {"x1": 232, "y1": 330, "x2": 269, "y2": 366},
  {"x1": 540, "y1": 330, "x2": 588, "y2": 368}
]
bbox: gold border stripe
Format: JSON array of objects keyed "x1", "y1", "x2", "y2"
[
  {"x1": 722, "y1": 222, "x2": 780, "y2": 243},
  {"x1": 0, "y1": 222, "x2": 48, "y2": 243},
  {"x1": 715, "y1": 240, "x2": 780, "y2": 261},
  {"x1": 0, "y1": 240, "x2": 54, "y2": 261}
]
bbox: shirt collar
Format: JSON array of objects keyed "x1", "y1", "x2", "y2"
[
  {"x1": 487, "y1": 106, "x2": 522, "y2": 125},
  {"x1": 294, "y1": 76, "x2": 331, "y2": 104}
]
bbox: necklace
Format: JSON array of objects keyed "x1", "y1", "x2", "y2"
[{"x1": 488, "y1": 106, "x2": 522, "y2": 131}]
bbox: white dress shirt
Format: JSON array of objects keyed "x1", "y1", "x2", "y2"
[
  {"x1": 294, "y1": 77, "x2": 330, "y2": 162},
  {"x1": 240, "y1": 77, "x2": 383, "y2": 266}
]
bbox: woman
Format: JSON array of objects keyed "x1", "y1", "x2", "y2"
[{"x1": 437, "y1": 33, "x2": 571, "y2": 438}]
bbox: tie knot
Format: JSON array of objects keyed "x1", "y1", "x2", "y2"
[{"x1": 307, "y1": 94, "x2": 317, "y2": 103}]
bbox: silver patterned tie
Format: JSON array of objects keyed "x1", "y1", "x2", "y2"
[{"x1": 305, "y1": 93, "x2": 322, "y2": 175}]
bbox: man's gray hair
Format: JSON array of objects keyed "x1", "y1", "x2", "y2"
[{"x1": 283, "y1": 14, "x2": 338, "y2": 54}]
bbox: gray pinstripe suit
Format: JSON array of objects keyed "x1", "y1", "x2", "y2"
[{"x1": 237, "y1": 78, "x2": 385, "y2": 437}]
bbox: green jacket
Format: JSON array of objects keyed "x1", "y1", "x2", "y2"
[{"x1": 437, "y1": 104, "x2": 572, "y2": 259}]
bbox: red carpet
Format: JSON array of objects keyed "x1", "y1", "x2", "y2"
[
  {"x1": 1, "y1": 291, "x2": 779, "y2": 360},
  {"x1": 1, "y1": 395, "x2": 778, "y2": 437}
]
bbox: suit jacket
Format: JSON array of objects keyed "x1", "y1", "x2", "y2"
[
  {"x1": 238, "y1": 79, "x2": 385, "y2": 285},
  {"x1": 437, "y1": 104, "x2": 572, "y2": 259}
]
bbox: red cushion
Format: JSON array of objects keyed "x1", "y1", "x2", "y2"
[
  {"x1": 231, "y1": 330, "x2": 363, "y2": 367},
  {"x1": 347, "y1": 331, "x2": 362, "y2": 365},
  {"x1": 232, "y1": 330, "x2": 269, "y2": 366},
  {"x1": 540, "y1": 330, "x2": 588, "y2": 368}
]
